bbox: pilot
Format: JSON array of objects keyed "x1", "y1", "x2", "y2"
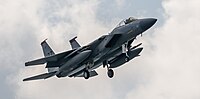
[{"x1": 124, "y1": 17, "x2": 136, "y2": 24}]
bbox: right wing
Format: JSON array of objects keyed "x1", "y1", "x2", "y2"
[
  {"x1": 25, "y1": 49, "x2": 74, "y2": 66},
  {"x1": 23, "y1": 71, "x2": 57, "y2": 81}
]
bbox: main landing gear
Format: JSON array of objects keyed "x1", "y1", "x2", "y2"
[
  {"x1": 83, "y1": 70, "x2": 90, "y2": 79},
  {"x1": 103, "y1": 61, "x2": 114, "y2": 78},
  {"x1": 83, "y1": 61, "x2": 94, "y2": 79},
  {"x1": 107, "y1": 69, "x2": 114, "y2": 78}
]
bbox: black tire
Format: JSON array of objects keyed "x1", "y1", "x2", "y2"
[
  {"x1": 83, "y1": 70, "x2": 90, "y2": 79},
  {"x1": 107, "y1": 69, "x2": 114, "y2": 78}
]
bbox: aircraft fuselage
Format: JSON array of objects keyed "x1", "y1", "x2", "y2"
[
  {"x1": 23, "y1": 17, "x2": 157, "y2": 81},
  {"x1": 58, "y1": 18, "x2": 157, "y2": 77}
]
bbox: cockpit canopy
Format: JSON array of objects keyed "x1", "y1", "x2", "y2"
[{"x1": 116, "y1": 17, "x2": 138, "y2": 27}]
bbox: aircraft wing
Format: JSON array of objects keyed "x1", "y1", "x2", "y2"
[
  {"x1": 25, "y1": 49, "x2": 74, "y2": 66},
  {"x1": 23, "y1": 71, "x2": 57, "y2": 81}
]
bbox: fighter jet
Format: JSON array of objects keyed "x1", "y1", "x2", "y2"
[{"x1": 23, "y1": 17, "x2": 157, "y2": 81}]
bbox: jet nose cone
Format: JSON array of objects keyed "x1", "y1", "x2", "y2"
[{"x1": 140, "y1": 18, "x2": 157, "y2": 31}]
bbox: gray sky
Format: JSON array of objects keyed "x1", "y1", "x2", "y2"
[{"x1": 0, "y1": 0, "x2": 200, "y2": 99}]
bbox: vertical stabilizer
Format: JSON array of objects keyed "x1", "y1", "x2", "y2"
[
  {"x1": 69, "y1": 36, "x2": 81, "y2": 49},
  {"x1": 41, "y1": 39, "x2": 55, "y2": 57},
  {"x1": 41, "y1": 39, "x2": 58, "y2": 72}
]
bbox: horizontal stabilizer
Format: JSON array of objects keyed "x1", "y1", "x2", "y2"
[
  {"x1": 76, "y1": 70, "x2": 98, "y2": 78},
  {"x1": 25, "y1": 49, "x2": 74, "y2": 66},
  {"x1": 23, "y1": 71, "x2": 56, "y2": 81},
  {"x1": 25, "y1": 57, "x2": 49, "y2": 66}
]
